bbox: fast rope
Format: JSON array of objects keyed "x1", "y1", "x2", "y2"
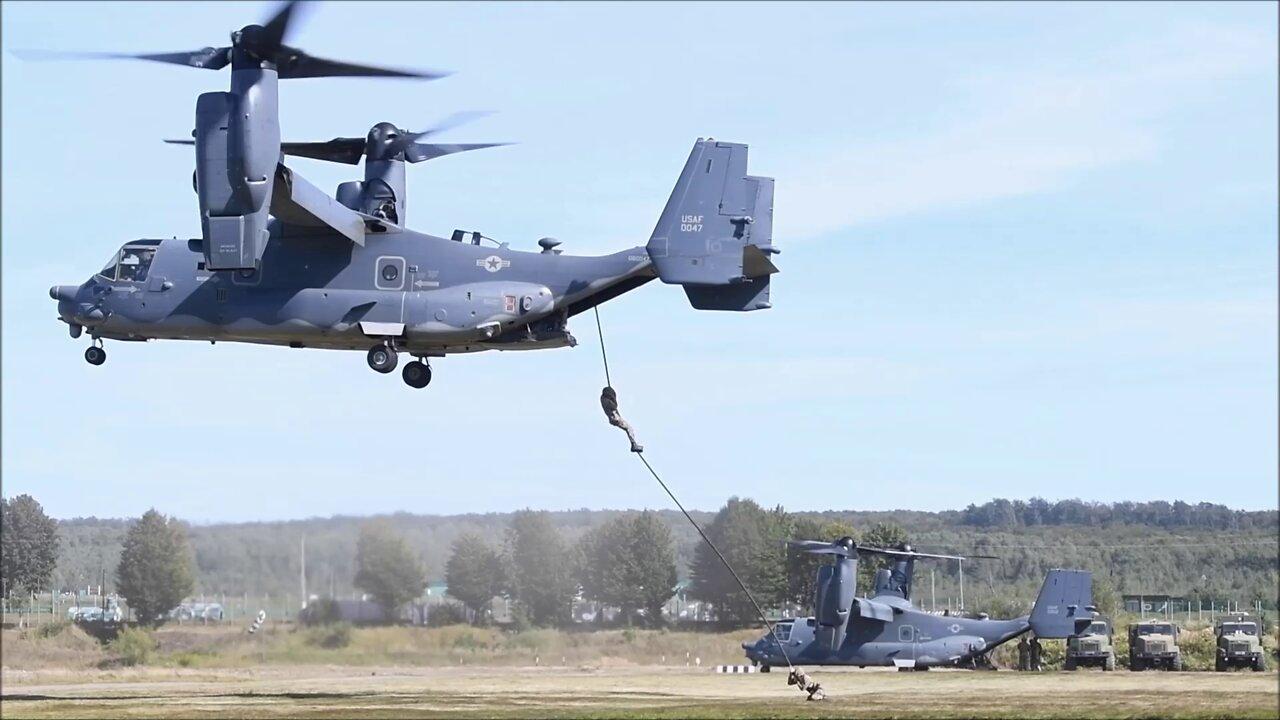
[{"x1": 591, "y1": 307, "x2": 822, "y2": 700}]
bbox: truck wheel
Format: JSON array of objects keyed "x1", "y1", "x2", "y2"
[
  {"x1": 1064, "y1": 658, "x2": 1077, "y2": 671},
  {"x1": 1171, "y1": 655, "x2": 1183, "y2": 672},
  {"x1": 1215, "y1": 657, "x2": 1226, "y2": 672},
  {"x1": 1252, "y1": 657, "x2": 1266, "y2": 672},
  {"x1": 1104, "y1": 655, "x2": 1115, "y2": 672}
]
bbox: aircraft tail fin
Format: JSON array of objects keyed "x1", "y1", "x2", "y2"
[
  {"x1": 1029, "y1": 569, "x2": 1096, "y2": 638},
  {"x1": 646, "y1": 139, "x2": 776, "y2": 311}
]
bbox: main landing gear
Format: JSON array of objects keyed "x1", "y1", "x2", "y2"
[
  {"x1": 366, "y1": 343, "x2": 398, "y2": 374},
  {"x1": 84, "y1": 339, "x2": 106, "y2": 366},
  {"x1": 402, "y1": 360, "x2": 432, "y2": 389},
  {"x1": 367, "y1": 342, "x2": 433, "y2": 389}
]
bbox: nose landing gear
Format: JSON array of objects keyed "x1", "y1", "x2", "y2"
[
  {"x1": 402, "y1": 359, "x2": 432, "y2": 389},
  {"x1": 84, "y1": 340, "x2": 106, "y2": 366}
]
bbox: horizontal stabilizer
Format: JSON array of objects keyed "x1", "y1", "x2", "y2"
[
  {"x1": 1029, "y1": 570, "x2": 1095, "y2": 638},
  {"x1": 684, "y1": 277, "x2": 770, "y2": 311},
  {"x1": 271, "y1": 164, "x2": 366, "y2": 245}
]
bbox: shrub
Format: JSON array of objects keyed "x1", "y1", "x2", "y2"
[
  {"x1": 109, "y1": 627, "x2": 156, "y2": 666},
  {"x1": 36, "y1": 621, "x2": 71, "y2": 639},
  {"x1": 305, "y1": 622, "x2": 353, "y2": 649},
  {"x1": 426, "y1": 602, "x2": 468, "y2": 628},
  {"x1": 299, "y1": 598, "x2": 343, "y2": 626}
]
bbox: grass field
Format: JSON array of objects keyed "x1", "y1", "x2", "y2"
[
  {"x1": 2, "y1": 665, "x2": 1277, "y2": 719},
  {"x1": 3, "y1": 624, "x2": 1276, "y2": 718}
]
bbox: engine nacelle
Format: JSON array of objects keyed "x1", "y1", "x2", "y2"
[
  {"x1": 193, "y1": 67, "x2": 279, "y2": 270},
  {"x1": 814, "y1": 557, "x2": 856, "y2": 653}
]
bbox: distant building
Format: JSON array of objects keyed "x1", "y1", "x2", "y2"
[{"x1": 1123, "y1": 594, "x2": 1188, "y2": 615}]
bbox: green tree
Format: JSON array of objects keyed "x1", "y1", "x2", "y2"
[
  {"x1": 689, "y1": 498, "x2": 790, "y2": 625},
  {"x1": 353, "y1": 522, "x2": 426, "y2": 620},
  {"x1": 857, "y1": 521, "x2": 909, "y2": 591},
  {"x1": 506, "y1": 510, "x2": 576, "y2": 627},
  {"x1": 116, "y1": 509, "x2": 194, "y2": 624},
  {"x1": 0, "y1": 495, "x2": 60, "y2": 599},
  {"x1": 628, "y1": 511, "x2": 679, "y2": 626},
  {"x1": 577, "y1": 518, "x2": 631, "y2": 620},
  {"x1": 445, "y1": 533, "x2": 504, "y2": 624},
  {"x1": 578, "y1": 512, "x2": 678, "y2": 627}
]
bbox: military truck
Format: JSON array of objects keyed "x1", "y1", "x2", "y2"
[
  {"x1": 1065, "y1": 618, "x2": 1116, "y2": 670},
  {"x1": 1129, "y1": 620, "x2": 1183, "y2": 671},
  {"x1": 1215, "y1": 614, "x2": 1266, "y2": 672}
]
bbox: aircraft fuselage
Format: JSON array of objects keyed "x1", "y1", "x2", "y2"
[
  {"x1": 743, "y1": 597, "x2": 1029, "y2": 669},
  {"x1": 52, "y1": 223, "x2": 654, "y2": 357}
]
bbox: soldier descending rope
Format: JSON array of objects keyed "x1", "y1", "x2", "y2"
[{"x1": 600, "y1": 386, "x2": 643, "y2": 453}]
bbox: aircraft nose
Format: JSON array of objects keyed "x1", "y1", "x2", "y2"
[{"x1": 50, "y1": 285, "x2": 79, "y2": 302}]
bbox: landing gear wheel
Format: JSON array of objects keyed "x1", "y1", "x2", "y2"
[
  {"x1": 84, "y1": 345, "x2": 106, "y2": 366},
  {"x1": 402, "y1": 361, "x2": 432, "y2": 388},
  {"x1": 759, "y1": 665, "x2": 770, "y2": 673},
  {"x1": 367, "y1": 344, "x2": 398, "y2": 374}
]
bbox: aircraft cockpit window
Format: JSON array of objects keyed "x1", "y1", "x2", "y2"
[
  {"x1": 772, "y1": 623, "x2": 793, "y2": 642},
  {"x1": 113, "y1": 246, "x2": 156, "y2": 282}
]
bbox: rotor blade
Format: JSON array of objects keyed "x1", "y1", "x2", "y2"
[
  {"x1": 787, "y1": 540, "x2": 854, "y2": 556},
  {"x1": 786, "y1": 540, "x2": 833, "y2": 550},
  {"x1": 276, "y1": 51, "x2": 448, "y2": 80},
  {"x1": 14, "y1": 46, "x2": 230, "y2": 70},
  {"x1": 163, "y1": 139, "x2": 195, "y2": 145},
  {"x1": 856, "y1": 545, "x2": 1000, "y2": 561},
  {"x1": 404, "y1": 142, "x2": 511, "y2": 163},
  {"x1": 280, "y1": 139, "x2": 365, "y2": 165},
  {"x1": 260, "y1": 0, "x2": 308, "y2": 52},
  {"x1": 406, "y1": 111, "x2": 496, "y2": 142}
]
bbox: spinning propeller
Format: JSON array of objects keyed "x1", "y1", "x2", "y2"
[
  {"x1": 15, "y1": 0, "x2": 445, "y2": 80},
  {"x1": 279, "y1": 112, "x2": 512, "y2": 165},
  {"x1": 788, "y1": 537, "x2": 999, "y2": 561}
]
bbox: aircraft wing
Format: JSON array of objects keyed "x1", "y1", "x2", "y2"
[{"x1": 270, "y1": 163, "x2": 367, "y2": 245}]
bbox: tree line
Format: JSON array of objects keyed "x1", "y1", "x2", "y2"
[
  {"x1": 6, "y1": 495, "x2": 1277, "y2": 626},
  {"x1": 960, "y1": 498, "x2": 1274, "y2": 530}
]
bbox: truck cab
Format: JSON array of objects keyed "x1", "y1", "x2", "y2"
[
  {"x1": 1066, "y1": 618, "x2": 1116, "y2": 671},
  {"x1": 1215, "y1": 615, "x2": 1266, "y2": 672},
  {"x1": 1129, "y1": 620, "x2": 1182, "y2": 671}
]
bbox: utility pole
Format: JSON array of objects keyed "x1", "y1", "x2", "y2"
[
  {"x1": 958, "y1": 559, "x2": 965, "y2": 612},
  {"x1": 930, "y1": 570, "x2": 936, "y2": 613},
  {"x1": 300, "y1": 535, "x2": 307, "y2": 609}
]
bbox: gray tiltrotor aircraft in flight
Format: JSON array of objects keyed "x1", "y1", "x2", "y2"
[
  {"x1": 742, "y1": 538, "x2": 1096, "y2": 670},
  {"x1": 46, "y1": 2, "x2": 777, "y2": 388}
]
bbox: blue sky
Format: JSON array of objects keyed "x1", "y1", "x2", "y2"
[{"x1": 2, "y1": 2, "x2": 1275, "y2": 522}]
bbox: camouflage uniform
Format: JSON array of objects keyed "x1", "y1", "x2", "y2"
[{"x1": 600, "y1": 386, "x2": 643, "y2": 452}]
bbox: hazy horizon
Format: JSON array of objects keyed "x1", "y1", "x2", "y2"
[{"x1": 38, "y1": 495, "x2": 1279, "y2": 525}]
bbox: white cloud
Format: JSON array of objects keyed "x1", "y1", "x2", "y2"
[{"x1": 775, "y1": 22, "x2": 1276, "y2": 239}]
